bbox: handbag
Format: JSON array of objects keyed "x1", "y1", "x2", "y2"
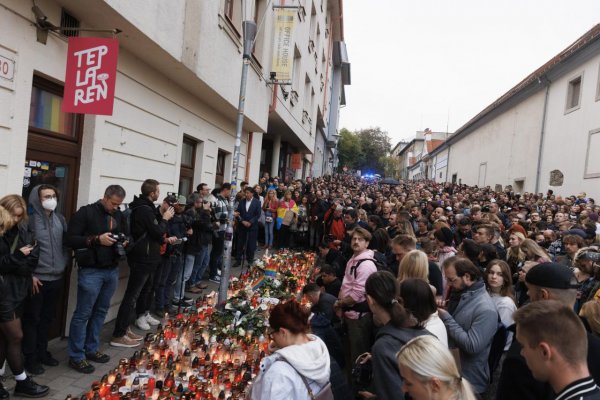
[
  {"x1": 282, "y1": 209, "x2": 295, "y2": 226},
  {"x1": 351, "y1": 353, "x2": 373, "y2": 390},
  {"x1": 279, "y1": 358, "x2": 334, "y2": 400}
]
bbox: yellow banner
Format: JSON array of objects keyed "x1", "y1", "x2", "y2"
[{"x1": 271, "y1": 9, "x2": 295, "y2": 81}]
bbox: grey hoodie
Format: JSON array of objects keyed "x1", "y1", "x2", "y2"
[{"x1": 28, "y1": 185, "x2": 69, "y2": 281}]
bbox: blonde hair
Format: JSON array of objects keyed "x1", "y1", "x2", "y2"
[
  {"x1": 0, "y1": 205, "x2": 13, "y2": 236},
  {"x1": 397, "y1": 336, "x2": 477, "y2": 400},
  {"x1": 398, "y1": 250, "x2": 429, "y2": 282},
  {"x1": 580, "y1": 299, "x2": 600, "y2": 336},
  {"x1": 520, "y1": 239, "x2": 551, "y2": 262},
  {"x1": 0, "y1": 195, "x2": 28, "y2": 224}
]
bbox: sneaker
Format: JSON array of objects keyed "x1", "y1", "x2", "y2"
[
  {"x1": 209, "y1": 276, "x2": 221, "y2": 284},
  {"x1": 69, "y1": 358, "x2": 95, "y2": 374},
  {"x1": 110, "y1": 335, "x2": 140, "y2": 348},
  {"x1": 25, "y1": 361, "x2": 45, "y2": 376},
  {"x1": 126, "y1": 328, "x2": 144, "y2": 341},
  {"x1": 182, "y1": 297, "x2": 194, "y2": 305},
  {"x1": 39, "y1": 352, "x2": 59, "y2": 367},
  {"x1": 85, "y1": 351, "x2": 110, "y2": 363},
  {"x1": 0, "y1": 382, "x2": 8, "y2": 400},
  {"x1": 145, "y1": 312, "x2": 160, "y2": 326},
  {"x1": 135, "y1": 315, "x2": 151, "y2": 331},
  {"x1": 13, "y1": 376, "x2": 49, "y2": 398}
]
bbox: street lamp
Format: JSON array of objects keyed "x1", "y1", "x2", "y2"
[{"x1": 218, "y1": 12, "x2": 257, "y2": 303}]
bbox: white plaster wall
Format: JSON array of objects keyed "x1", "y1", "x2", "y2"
[
  {"x1": 447, "y1": 90, "x2": 545, "y2": 191},
  {"x1": 432, "y1": 148, "x2": 449, "y2": 182},
  {"x1": 540, "y1": 54, "x2": 600, "y2": 199},
  {"x1": 104, "y1": 0, "x2": 185, "y2": 61}
]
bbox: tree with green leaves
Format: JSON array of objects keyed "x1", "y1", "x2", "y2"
[{"x1": 336, "y1": 127, "x2": 391, "y2": 174}]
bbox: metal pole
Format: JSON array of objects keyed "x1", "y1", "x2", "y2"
[{"x1": 219, "y1": 20, "x2": 257, "y2": 303}]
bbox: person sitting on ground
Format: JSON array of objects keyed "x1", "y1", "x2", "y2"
[
  {"x1": 302, "y1": 283, "x2": 337, "y2": 324},
  {"x1": 317, "y1": 264, "x2": 342, "y2": 298},
  {"x1": 397, "y1": 335, "x2": 477, "y2": 400},
  {"x1": 514, "y1": 300, "x2": 600, "y2": 400}
]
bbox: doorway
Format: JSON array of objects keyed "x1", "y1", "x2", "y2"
[
  {"x1": 478, "y1": 163, "x2": 487, "y2": 187},
  {"x1": 23, "y1": 75, "x2": 83, "y2": 339}
]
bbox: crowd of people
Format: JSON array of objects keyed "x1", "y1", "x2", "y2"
[{"x1": 1, "y1": 173, "x2": 600, "y2": 399}]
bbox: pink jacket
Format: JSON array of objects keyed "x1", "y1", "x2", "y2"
[{"x1": 340, "y1": 249, "x2": 378, "y2": 320}]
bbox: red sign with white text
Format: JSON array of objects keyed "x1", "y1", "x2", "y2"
[
  {"x1": 290, "y1": 153, "x2": 302, "y2": 170},
  {"x1": 63, "y1": 37, "x2": 119, "y2": 115}
]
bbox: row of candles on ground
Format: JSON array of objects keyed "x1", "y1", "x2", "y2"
[{"x1": 75, "y1": 252, "x2": 316, "y2": 400}]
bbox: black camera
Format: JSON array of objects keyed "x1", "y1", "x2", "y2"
[
  {"x1": 110, "y1": 233, "x2": 127, "y2": 258},
  {"x1": 482, "y1": 205, "x2": 491, "y2": 213}
]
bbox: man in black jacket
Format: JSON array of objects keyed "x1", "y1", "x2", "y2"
[
  {"x1": 496, "y1": 263, "x2": 600, "y2": 400},
  {"x1": 110, "y1": 179, "x2": 175, "y2": 348},
  {"x1": 67, "y1": 185, "x2": 129, "y2": 374}
]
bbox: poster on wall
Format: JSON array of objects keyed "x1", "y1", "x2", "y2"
[
  {"x1": 290, "y1": 153, "x2": 302, "y2": 170},
  {"x1": 63, "y1": 37, "x2": 119, "y2": 115},
  {"x1": 270, "y1": 8, "x2": 295, "y2": 81}
]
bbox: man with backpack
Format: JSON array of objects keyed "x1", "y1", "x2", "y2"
[
  {"x1": 334, "y1": 227, "x2": 377, "y2": 367},
  {"x1": 110, "y1": 179, "x2": 175, "y2": 348}
]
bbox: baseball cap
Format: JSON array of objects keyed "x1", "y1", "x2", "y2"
[
  {"x1": 525, "y1": 263, "x2": 578, "y2": 290},
  {"x1": 176, "y1": 195, "x2": 187, "y2": 205}
]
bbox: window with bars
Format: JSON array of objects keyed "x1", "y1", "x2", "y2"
[{"x1": 60, "y1": 9, "x2": 80, "y2": 37}]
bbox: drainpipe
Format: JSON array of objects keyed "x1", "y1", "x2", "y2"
[{"x1": 534, "y1": 76, "x2": 551, "y2": 194}]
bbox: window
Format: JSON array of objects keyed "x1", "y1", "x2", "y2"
[
  {"x1": 29, "y1": 76, "x2": 79, "y2": 139},
  {"x1": 223, "y1": 0, "x2": 242, "y2": 35},
  {"x1": 179, "y1": 138, "x2": 196, "y2": 196},
  {"x1": 584, "y1": 128, "x2": 600, "y2": 179},
  {"x1": 596, "y1": 63, "x2": 600, "y2": 101},
  {"x1": 216, "y1": 150, "x2": 227, "y2": 188},
  {"x1": 566, "y1": 75, "x2": 582, "y2": 112},
  {"x1": 60, "y1": 9, "x2": 80, "y2": 37}
]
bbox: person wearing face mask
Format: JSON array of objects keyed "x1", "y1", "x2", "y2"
[
  {"x1": 22, "y1": 185, "x2": 69, "y2": 376},
  {"x1": 66, "y1": 185, "x2": 130, "y2": 374}
]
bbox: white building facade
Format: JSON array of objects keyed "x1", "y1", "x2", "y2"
[{"x1": 0, "y1": 0, "x2": 348, "y2": 336}]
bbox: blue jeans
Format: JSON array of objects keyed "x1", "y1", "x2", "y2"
[
  {"x1": 188, "y1": 245, "x2": 211, "y2": 286},
  {"x1": 264, "y1": 221, "x2": 274, "y2": 246},
  {"x1": 68, "y1": 266, "x2": 119, "y2": 362},
  {"x1": 174, "y1": 254, "x2": 196, "y2": 301}
]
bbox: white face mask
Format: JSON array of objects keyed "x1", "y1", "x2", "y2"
[{"x1": 42, "y1": 198, "x2": 57, "y2": 211}]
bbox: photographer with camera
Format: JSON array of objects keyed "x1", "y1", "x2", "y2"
[
  {"x1": 110, "y1": 179, "x2": 175, "y2": 348},
  {"x1": 66, "y1": 185, "x2": 128, "y2": 374},
  {"x1": 153, "y1": 195, "x2": 191, "y2": 316},
  {"x1": 172, "y1": 193, "x2": 212, "y2": 307}
]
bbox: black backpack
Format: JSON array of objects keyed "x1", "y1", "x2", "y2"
[
  {"x1": 349, "y1": 256, "x2": 387, "y2": 278},
  {"x1": 488, "y1": 317, "x2": 509, "y2": 382}
]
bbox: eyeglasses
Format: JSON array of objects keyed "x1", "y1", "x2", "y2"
[{"x1": 266, "y1": 327, "x2": 279, "y2": 339}]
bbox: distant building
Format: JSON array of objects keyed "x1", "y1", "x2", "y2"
[{"x1": 397, "y1": 129, "x2": 449, "y2": 180}]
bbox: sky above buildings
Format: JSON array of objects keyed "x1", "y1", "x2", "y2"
[{"x1": 339, "y1": 0, "x2": 600, "y2": 145}]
